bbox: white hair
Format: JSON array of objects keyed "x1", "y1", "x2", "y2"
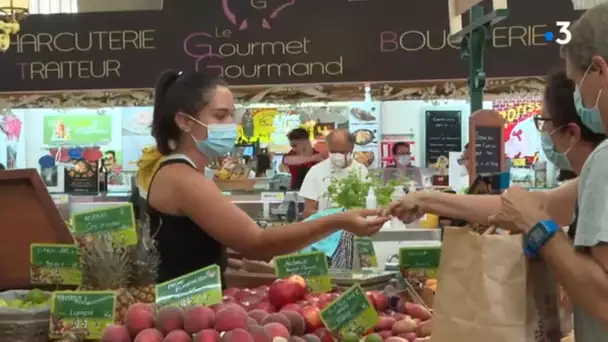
[{"x1": 563, "y1": 3, "x2": 608, "y2": 71}]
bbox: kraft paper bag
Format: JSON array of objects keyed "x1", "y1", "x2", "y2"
[{"x1": 432, "y1": 227, "x2": 561, "y2": 342}]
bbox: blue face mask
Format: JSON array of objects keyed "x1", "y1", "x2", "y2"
[
  {"x1": 190, "y1": 121, "x2": 238, "y2": 157},
  {"x1": 540, "y1": 131, "x2": 572, "y2": 171},
  {"x1": 574, "y1": 66, "x2": 605, "y2": 134},
  {"x1": 204, "y1": 167, "x2": 216, "y2": 179}
]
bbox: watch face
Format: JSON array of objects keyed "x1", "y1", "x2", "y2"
[{"x1": 529, "y1": 224, "x2": 548, "y2": 244}]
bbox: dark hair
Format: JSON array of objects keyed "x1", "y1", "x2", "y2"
[
  {"x1": 287, "y1": 128, "x2": 309, "y2": 141},
  {"x1": 392, "y1": 142, "x2": 410, "y2": 155},
  {"x1": 464, "y1": 143, "x2": 469, "y2": 149},
  {"x1": 557, "y1": 169, "x2": 577, "y2": 182},
  {"x1": 0, "y1": 163, "x2": 5, "y2": 170},
  {"x1": 545, "y1": 69, "x2": 606, "y2": 146},
  {"x1": 104, "y1": 150, "x2": 116, "y2": 158},
  {"x1": 256, "y1": 153, "x2": 271, "y2": 177},
  {"x1": 152, "y1": 70, "x2": 228, "y2": 155}
]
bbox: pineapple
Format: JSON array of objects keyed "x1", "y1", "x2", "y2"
[
  {"x1": 129, "y1": 217, "x2": 160, "y2": 303},
  {"x1": 79, "y1": 232, "x2": 136, "y2": 324}
]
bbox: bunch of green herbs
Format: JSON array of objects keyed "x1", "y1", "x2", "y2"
[{"x1": 325, "y1": 170, "x2": 408, "y2": 209}]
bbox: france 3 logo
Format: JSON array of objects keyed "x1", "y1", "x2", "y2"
[{"x1": 544, "y1": 22, "x2": 572, "y2": 45}]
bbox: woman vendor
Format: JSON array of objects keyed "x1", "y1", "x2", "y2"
[
  {"x1": 135, "y1": 70, "x2": 389, "y2": 284},
  {"x1": 389, "y1": 45, "x2": 608, "y2": 342}
]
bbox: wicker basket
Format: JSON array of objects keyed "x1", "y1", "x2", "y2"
[{"x1": 0, "y1": 290, "x2": 51, "y2": 342}]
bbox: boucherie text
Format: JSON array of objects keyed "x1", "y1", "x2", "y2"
[{"x1": 11, "y1": 30, "x2": 156, "y2": 80}]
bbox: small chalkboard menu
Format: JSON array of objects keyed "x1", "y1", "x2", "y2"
[
  {"x1": 425, "y1": 110, "x2": 462, "y2": 166},
  {"x1": 474, "y1": 126, "x2": 501, "y2": 173}
]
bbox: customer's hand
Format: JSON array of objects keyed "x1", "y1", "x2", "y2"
[
  {"x1": 488, "y1": 186, "x2": 550, "y2": 234},
  {"x1": 382, "y1": 192, "x2": 425, "y2": 224},
  {"x1": 335, "y1": 209, "x2": 389, "y2": 237}
]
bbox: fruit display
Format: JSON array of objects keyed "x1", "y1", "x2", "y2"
[
  {"x1": 100, "y1": 275, "x2": 433, "y2": 341},
  {"x1": 0, "y1": 288, "x2": 50, "y2": 309}
]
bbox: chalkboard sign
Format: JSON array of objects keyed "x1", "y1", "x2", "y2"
[
  {"x1": 425, "y1": 110, "x2": 462, "y2": 166},
  {"x1": 474, "y1": 126, "x2": 501, "y2": 173}
]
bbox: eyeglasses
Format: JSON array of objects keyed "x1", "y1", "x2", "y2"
[{"x1": 533, "y1": 115, "x2": 552, "y2": 131}]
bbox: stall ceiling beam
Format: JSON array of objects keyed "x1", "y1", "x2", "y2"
[{"x1": 76, "y1": 0, "x2": 162, "y2": 12}]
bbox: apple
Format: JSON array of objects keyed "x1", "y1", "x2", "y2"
[
  {"x1": 301, "y1": 305, "x2": 323, "y2": 333},
  {"x1": 285, "y1": 275, "x2": 308, "y2": 298},
  {"x1": 222, "y1": 295, "x2": 236, "y2": 304},
  {"x1": 268, "y1": 279, "x2": 306, "y2": 309}
]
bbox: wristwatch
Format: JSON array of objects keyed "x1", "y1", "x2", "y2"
[{"x1": 523, "y1": 219, "x2": 560, "y2": 258}]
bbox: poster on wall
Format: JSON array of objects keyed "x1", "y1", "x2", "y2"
[
  {"x1": 43, "y1": 114, "x2": 113, "y2": 146},
  {"x1": 64, "y1": 160, "x2": 100, "y2": 195},
  {"x1": 494, "y1": 99, "x2": 543, "y2": 187},
  {"x1": 121, "y1": 107, "x2": 155, "y2": 172},
  {"x1": 0, "y1": 109, "x2": 26, "y2": 169},
  {"x1": 349, "y1": 102, "x2": 380, "y2": 168}
]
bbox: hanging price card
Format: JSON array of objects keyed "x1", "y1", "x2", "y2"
[
  {"x1": 275, "y1": 251, "x2": 331, "y2": 293},
  {"x1": 30, "y1": 244, "x2": 81, "y2": 285},
  {"x1": 320, "y1": 284, "x2": 379, "y2": 336},
  {"x1": 398, "y1": 246, "x2": 441, "y2": 279},
  {"x1": 354, "y1": 237, "x2": 378, "y2": 268},
  {"x1": 155, "y1": 264, "x2": 222, "y2": 308},
  {"x1": 71, "y1": 204, "x2": 137, "y2": 246},
  {"x1": 49, "y1": 291, "x2": 116, "y2": 340}
]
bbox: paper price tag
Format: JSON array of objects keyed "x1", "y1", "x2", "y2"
[
  {"x1": 155, "y1": 264, "x2": 222, "y2": 308},
  {"x1": 275, "y1": 251, "x2": 331, "y2": 293},
  {"x1": 71, "y1": 204, "x2": 137, "y2": 246},
  {"x1": 30, "y1": 244, "x2": 81, "y2": 285},
  {"x1": 261, "y1": 192, "x2": 285, "y2": 202},
  {"x1": 354, "y1": 237, "x2": 378, "y2": 268},
  {"x1": 320, "y1": 284, "x2": 378, "y2": 337},
  {"x1": 50, "y1": 291, "x2": 116, "y2": 340}
]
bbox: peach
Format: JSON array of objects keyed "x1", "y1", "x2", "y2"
[
  {"x1": 125, "y1": 304, "x2": 156, "y2": 337},
  {"x1": 392, "y1": 317, "x2": 417, "y2": 335},
  {"x1": 268, "y1": 279, "x2": 305, "y2": 309},
  {"x1": 247, "y1": 324, "x2": 272, "y2": 342},
  {"x1": 289, "y1": 337, "x2": 306, "y2": 342},
  {"x1": 374, "y1": 316, "x2": 396, "y2": 331},
  {"x1": 100, "y1": 324, "x2": 131, "y2": 342},
  {"x1": 261, "y1": 313, "x2": 291, "y2": 332},
  {"x1": 251, "y1": 301, "x2": 276, "y2": 313},
  {"x1": 385, "y1": 338, "x2": 408, "y2": 342},
  {"x1": 280, "y1": 304, "x2": 302, "y2": 313},
  {"x1": 184, "y1": 305, "x2": 215, "y2": 334},
  {"x1": 377, "y1": 330, "x2": 393, "y2": 339},
  {"x1": 214, "y1": 306, "x2": 249, "y2": 332},
  {"x1": 193, "y1": 329, "x2": 221, "y2": 342},
  {"x1": 302, "y1": 334, "x2": 321, "y2": 342},
  {"x1": 134, "y1": 328, "x2": 164, "y2": 342},
  {"x1": 223, "y1": 288, "x2": 240, "y2": 297},
  {"x1": 263, "y1": 322, "x2": 290, "y2": 339},
  {"x1": 221, "y1": 328, "x2": 254, "y2": 342},
  {"x1": 281, "y1": 310, "x2": 306, "y2": 336},
  {"x1": 397, "y1": 332, "x2": 417, "y2": 341},
  {"x1": 404, "y1": 303, "x2": 432, "y2": 321},
  {"x1": 248, "y1": 309, "x2": 269, "y2": 324},
  {"x1": 163, "y1": 329, "x2": 192, "y2": 342},
  {"x1": 157, "y1": 306, "x2": 185, "y2": 335},
  {"x1": 210, "y1": 303, "x2": 226, "y2": 313}
]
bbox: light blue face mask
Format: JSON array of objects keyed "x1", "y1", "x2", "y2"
[
  {"x1": 540, "y1": 131, "x2": 572, "y2": 171},
  {"x1": 574, "y1": 66, "x2": 605, "y2": 134},
  {"x1": 190, "y1": 121, "x2": 238, "y2": 157}
]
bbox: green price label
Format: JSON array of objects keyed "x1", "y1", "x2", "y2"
[
  {"x1": 320, "y1": 284, "x2": 379, "y2": 336},
  {"x1": 354, "y1": 237, "x2": 378, "y2": 268},
  {"x1": 275, "y1": 251, "x2": 331, "y2": 293},
  {"x1": 155, "y1": 264, "x2": 223, "y2": 308},
  {"x1": 398, "y1": 246, "x2": 441, "y2": 278},
  {"x1": 71, "y1": 204, "x2": 137, "y2": 246},
  {"x1": 30, "y1": 244, "x2": 81, "y2": 285},
  {"x1": 49, "y1": 291, "x2": 116, "y2": 340}
]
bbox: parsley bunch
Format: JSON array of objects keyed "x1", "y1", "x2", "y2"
[{"x1": 325, "y1": 171, "x2": 408, "y2": 209}]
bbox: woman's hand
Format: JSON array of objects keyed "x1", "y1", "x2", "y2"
[
  {"x1": 488, "y1": 186, "x2": 551, "y2": 233},
  {"x1": 382, "y1": 192, "x2": 425, "y2": 224},
  {"x1": 335, "y1": 209, "x2": 389, "y2": 236}
]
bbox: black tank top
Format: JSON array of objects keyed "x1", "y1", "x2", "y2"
[{"x1": 146, "y1": 157, "x2": 227, "y2": 285}]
